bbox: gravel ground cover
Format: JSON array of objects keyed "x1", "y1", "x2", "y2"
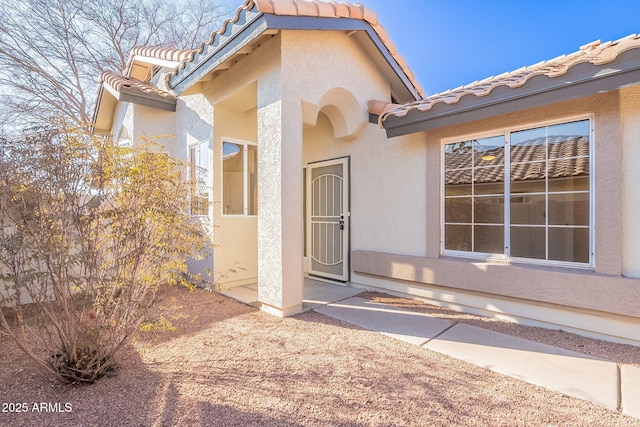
[{"x1": 1, "y1": 285, "x2": 639, "y2": 426}]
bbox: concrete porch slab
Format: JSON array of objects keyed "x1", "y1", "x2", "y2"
[
  {"x1": 302, "y1": 278, "x2": 363, "y2": 310},
  {"x1": 221, "y1": 279, "x2": 363, "y2": 311},
  {"x1": 314, "y1": 297, "x2": 453, "y2": 346},
  {"x1": 424, "y1": 323, "x2": 619, "y2": 410},
  {"x1": 221, "y1": 285, "x2": 260, "y2": 307}
]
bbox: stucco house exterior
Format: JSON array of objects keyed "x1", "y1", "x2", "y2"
[{"x1": 91, "y1": 0, "x2": 640, "y2": 345}]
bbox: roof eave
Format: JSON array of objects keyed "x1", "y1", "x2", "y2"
[
  {"x1": 129, "y1": 55, "x2": 181, "y2": 71},
  {"x1": 383, "y1": 55, "x2": 640, "y2": 138},
  {"x1": 169, "y1": 6, "x2": 267, "y2": 94},
  {"x1": 90, "y1": 82, "x2": 176, "y2": 136},
  {"x1": 90, "y1": 83, "x2": 115, "y2": 135},
  {"x1": 116, "y1": 87, "x2": 177, "y2": 112},
  {"x1": 89, "y1": 84, "x2": 104, "y2": 134}
]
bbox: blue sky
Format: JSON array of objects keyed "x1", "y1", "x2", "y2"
[{"x1": 359, "y1": 0, "x2": 640, "y2": 95}]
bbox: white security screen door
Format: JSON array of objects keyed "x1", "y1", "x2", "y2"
[{"x1": 306, "y1": 157, "x2": 350, "y2": 282}]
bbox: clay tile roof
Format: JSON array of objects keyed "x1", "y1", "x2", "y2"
[
  {"x1": 100, "y1": 71, "x2": 176, "y2": 101},
  {"x1": 130, "y1": 46, "x2": 196, "y2": 63},
  {"x1": 168, "y1": 0, "x2": 424, "y2": 98},
  {"x1": 381, "y1": 33, "x2": 640, "y2": 124}
]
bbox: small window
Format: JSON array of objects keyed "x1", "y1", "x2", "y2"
[
  {"x1": 223, "y1": 140, "x2": 257, "y2": 216},
  {"x1": 189, "y1": 140, "x2": 211, "y2": 216},
  {"x1": 443, "y1": 118, "x2": 592, "y2": 266}
]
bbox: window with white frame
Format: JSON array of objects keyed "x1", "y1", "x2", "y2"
[
  {"x1": 442, "y1": 118, "x2": 591, "y2": 265},
  {"x1": 222, "y1": 139, "x2": 257, "y2": 216},
  {"x1": 189, "y1": 140, "x2": 212, "y2": 216}
]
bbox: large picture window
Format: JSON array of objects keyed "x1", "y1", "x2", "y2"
[
  {"x1": 443, "y1": 118, "x2": 591, "y2": 265},
  {"x1": 223, "y1": 139, "x2": 257, "y2": 216}
]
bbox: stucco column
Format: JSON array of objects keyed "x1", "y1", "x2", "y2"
[{"x1": 256, "y1": 69, "x2": 304, "y2": 316}]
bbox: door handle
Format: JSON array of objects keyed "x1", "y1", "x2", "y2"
[{"x1": 339, "y1": 215, "x2": 344, "y2": 230}]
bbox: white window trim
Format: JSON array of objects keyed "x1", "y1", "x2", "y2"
[
  {"x1": 440, "y1": 114, "x2": 595, "y2": 269},
  {"x1": 221, "y1": 137, "x2": 257, "y2": 217},
  {"x1": 188, "y1": 138, "x2": 213, "y2": 218}
]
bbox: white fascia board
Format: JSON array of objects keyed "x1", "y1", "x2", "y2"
[
  {"x1": 103, "y1": 82, "x2": 121, "y2": 100},
  {"x1": 131, "y1": 55, "x2": 181, "y2": 70}
]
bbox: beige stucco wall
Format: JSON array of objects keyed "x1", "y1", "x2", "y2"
[
  {"x1": 352, "y1": 89, "x2": 640, "y2": 344},
  {"x1": 176, "y1": 89, "x2": 213, "y2": 159},
  {"x1": 213, "y1": 105, "x2": 258, "y2": 287},
  {"x1": 284, "y1": 30, "x2": 427, "y2": 258},
  {"x1": 304, "y1": 113, "x2": 426, "y2": 256},
  {"x1": 132, "y1": 104, "x2": 177, "y2": 149}
]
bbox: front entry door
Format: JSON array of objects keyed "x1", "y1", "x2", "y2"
[{"x1": 306, "y1": 157, "x2": 350, "y2": 282}]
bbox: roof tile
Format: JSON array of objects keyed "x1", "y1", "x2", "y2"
[
  {"x1": 315, "y1": 1, "x2": 336, "y2": 18},
  {"x1": 348, "y1": 4, "x2": 364, "y2": 20},
  {"x1": 100, "y1": 71, "x2": 175, "y2": 100},
  {"x1": 294, "y1": 0, "x2": 318, "y2": 15},
  {"x1": 272, "y1": 0, "x2": 298, "y2": 15},
  {"x1": 130, "y1": 46, "x2": 195, "y2": 63},
  {"x1": 333, "y1": 3, "x2": 351, "y2": 18},
  {"x1": 254, "y1": 0, "x2": 275, "y2": 13}
]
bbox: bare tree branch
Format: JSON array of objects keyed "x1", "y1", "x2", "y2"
[{"x1": 0, "y1": 0, "x2": 232, "y2": 133}]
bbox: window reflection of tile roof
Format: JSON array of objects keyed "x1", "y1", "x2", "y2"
[
  {"x1": 381, "y1": 34, "x2": 640, "y2": 124},
  {"x1": 445, "y1": 137, "x2": 589, "y2": 185},
  {"x1": 168, "y1": 0, "x2": 424, "y2": 98}
]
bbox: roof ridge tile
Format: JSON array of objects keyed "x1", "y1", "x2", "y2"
[{"x1": 130, "y1": 46, "x2": 196, "y2": 63}]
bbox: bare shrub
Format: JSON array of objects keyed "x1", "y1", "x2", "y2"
[{"x1": 0, "y1": 126, "x2": 208, "y2": 383}]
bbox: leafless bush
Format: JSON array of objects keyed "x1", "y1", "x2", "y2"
[{"x1": 0, "y1": 126, "x2": 208, "y2": 383}]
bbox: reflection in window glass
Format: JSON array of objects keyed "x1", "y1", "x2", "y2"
[
  {"x1": 474, "y1": 196, "x2": 504, "y2": 224},
  {"x1": 474, "y1": 225, "x2": 504, "y2": 254},
  {"x1": 547, "y1": 160, "x2": 590, "y2": 192},
  {"x1": 510, "y1": 226, "x2": 546, "y2": 260},
  {"x1": 444, "y1": 135, "x2": 505, "y2": 254},
  {"x1": 189, "y1": 141, "x2": 211, "y2": 216},
  {"x1": 548, "y1": 193, "x2": 589, "y2": 226},
  {"x1": 511, "y1": 195, "x2": 546, "y2": 225},
  {"x1": 445, "y1": 198, "x2": 472, "y2": 223},
  {"x1": 474, "y1": 167, "x2": 504, "y2": 195},
  {"x1": 223, "y1": 142, "x2": 244, "y2": 215},
  {"x1": 548, "y1": 227, "x2": 589, "y2": 263},
  {"x1": 547, "y1": 121, "x2": 590, "y2": 160},
  {"x1": 248, "y1": 145, "x2": 257, "y2": 215},
  {"x1": 445, "y1": 225, "x2": 472, "y2": 251}
]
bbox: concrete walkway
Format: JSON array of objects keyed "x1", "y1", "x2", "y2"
[
  {"x1": 315, "y1": 296, "x2": 639, "y2": 419},
  {"x1": 222, "y1": 281, "x2": 639, "y2": 419}
]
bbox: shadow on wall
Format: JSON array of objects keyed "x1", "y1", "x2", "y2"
[{"x1": 303, "y1": 87, "x2": 367, "y2": 141}]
